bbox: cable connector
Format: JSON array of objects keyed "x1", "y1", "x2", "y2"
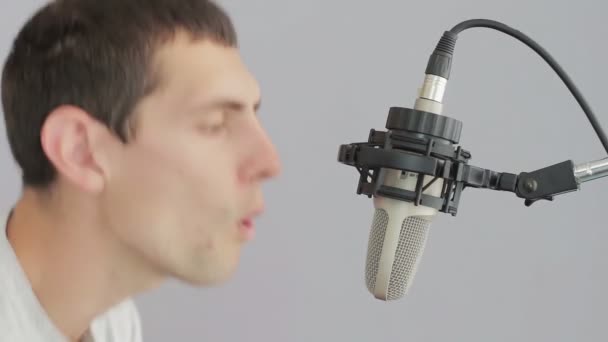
[{"x1": 424, "y1": 31, "x2": 458, "y2": 80}]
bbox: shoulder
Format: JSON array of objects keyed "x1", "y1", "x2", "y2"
[{"x1": 89, "y1": 298, "x2": 143, "y2": 342}]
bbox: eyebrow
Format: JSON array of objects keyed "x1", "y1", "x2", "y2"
[{"x1": 196, "y1": 98, "x2": 262, "y2": 115}]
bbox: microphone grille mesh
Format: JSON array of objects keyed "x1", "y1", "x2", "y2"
[
  {"x1": 365, "y1": 209, "x2": 389, "y2": 294},
  {"x1": 365, "y1": 208, "x2": 431, "y2": 300},
  {"x1": 387, "y1": 216, "x2": 431, "y2": 300}
]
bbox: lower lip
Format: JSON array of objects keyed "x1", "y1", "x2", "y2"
[{"x1": 239, "y1": 219, "x2": 255, "y2": 241}]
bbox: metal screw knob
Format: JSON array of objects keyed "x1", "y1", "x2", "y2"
[{"x1": 523, "y1": 178, "x2": 538, "y2": 193}]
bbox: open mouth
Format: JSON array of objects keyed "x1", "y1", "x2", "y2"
[
  {"x1": 238, "y1": 218, "x2": 255, "y2": 241},
  {"x1": 241, "y1": 218, "x2": 253, "y2": 229}
]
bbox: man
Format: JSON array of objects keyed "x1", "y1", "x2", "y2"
[{"x1": 0, "y1": 0, "x2": 281, "y2": 341}]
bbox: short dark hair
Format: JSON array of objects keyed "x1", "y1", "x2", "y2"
[{"x1": 1, "y1": 0, "x2": 238, "y2": 188}]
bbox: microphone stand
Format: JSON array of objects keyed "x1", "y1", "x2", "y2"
[{"x1": 574, "y1": 158, "x2": 608, "y2": 183}]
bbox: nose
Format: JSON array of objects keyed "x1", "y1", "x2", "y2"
[{"x1": 239, "y1": 121, "x2": 282, "y2": 184}]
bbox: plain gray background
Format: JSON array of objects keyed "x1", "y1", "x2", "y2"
[{"x1": 2, "y1": 0, "x2": 608, "y2": 341}]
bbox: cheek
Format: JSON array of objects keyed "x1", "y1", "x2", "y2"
[
  {"x1": 102, "y1": 148, "x2": 190, "y2": 228},
  {"x1": 122, "y1": 139, "x2": 240, "y2": 220},
  {"x1": 100, "y1": 136, "x2": 248, "y2": 277},
  {"x1": 176, "y1": 140, "x2": 239, "y2": 196}
]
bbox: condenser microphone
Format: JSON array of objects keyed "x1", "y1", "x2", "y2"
[
  {"x1": 338, "y1": 19, "x2": 608, "y2": 302},
  {"x1": 363, "y1": 31, "x2": 460, "y2": 301},
  {"x1": 365, "y1": 73, "x2": 451, "y2": 301}
]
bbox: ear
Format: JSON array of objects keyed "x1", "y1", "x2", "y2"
[{"x1": 40, "y1": 105, "x2": 115, "y2": 194}]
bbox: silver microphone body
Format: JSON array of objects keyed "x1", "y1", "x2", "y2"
[{"x1": 365, "y1": 74, "x2": 448, "y2": 301}]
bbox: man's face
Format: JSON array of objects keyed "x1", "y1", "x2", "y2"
[{"x1": 99, "y1": 33, "x2": 281, "y2": 286}]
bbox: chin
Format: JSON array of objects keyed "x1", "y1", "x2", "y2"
[
  {"x1": 177, "y1": 254, "x2": 242, "y2": 287},
  {"x1": 164, "y1": 234, "x2": 243, "y2": 286},
  {"x1": 182, "y1": 267, "x2": 239, "y2": 287}
]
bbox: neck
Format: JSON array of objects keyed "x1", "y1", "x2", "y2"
[{"x1": 6, "y1": 187, "x2": 164, "y2": 340}]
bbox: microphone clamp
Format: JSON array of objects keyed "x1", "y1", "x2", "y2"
[{"x1": 338, "y1": 107, "x2": 583, "y2": 215}]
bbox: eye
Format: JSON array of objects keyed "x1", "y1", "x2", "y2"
[
  {"x1": 198, "y1": 122, "x2": 226, "y2": 135},
  {"x1": 196, "y1": 113, "x2": 228, "y2": 135}
]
